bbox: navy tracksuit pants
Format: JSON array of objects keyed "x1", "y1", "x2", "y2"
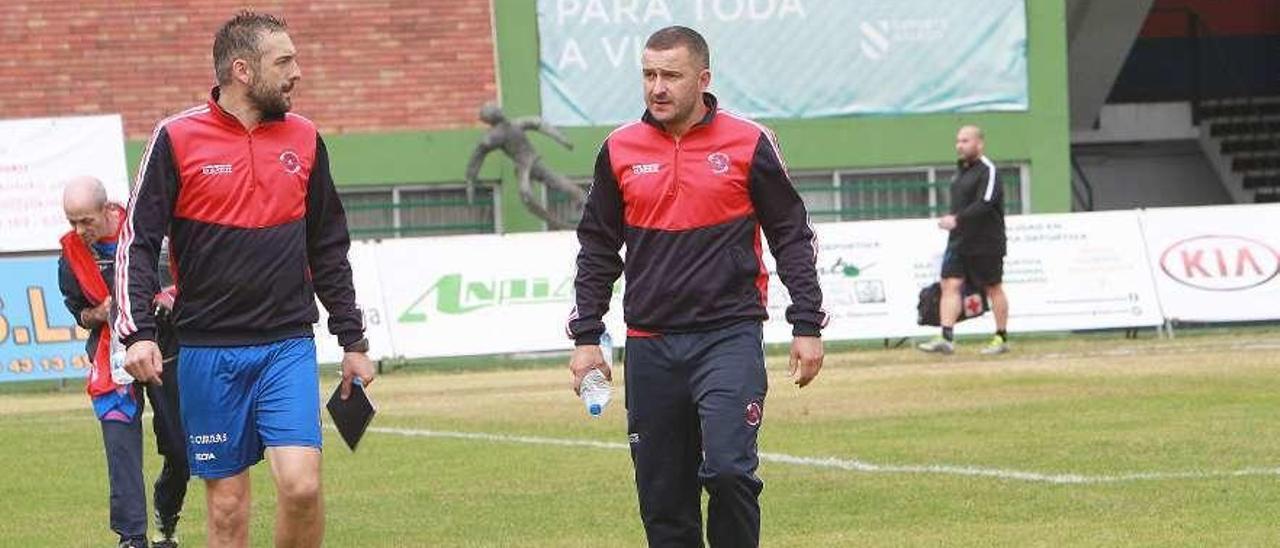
[
  {"x1": 101, "y1": 356, "x2": 189, "y2": 542},
  {"x1": 625, "y1": 321, "x2": 768, "y2": 548}
]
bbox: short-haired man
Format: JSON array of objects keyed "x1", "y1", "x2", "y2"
[
  {"x1": 567, "y1": 26, "x2": 826, "y2": 547},
  {"x1": 115, "y1": 11, "x2": 374, "y2": 547},
  {"x1": 918, "y1": 125, "x2": 1010, "y2": 355}
]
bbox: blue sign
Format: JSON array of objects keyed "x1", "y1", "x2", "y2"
[
  {"x1": 0, "y1": 256, "x2": 93, "y2": 383},
  {"x1": 537, "y1": 0, "x2": 1029, "y2": 126}
]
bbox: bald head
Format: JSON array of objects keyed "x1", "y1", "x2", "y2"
[
  {"x1": 955, "y1": 125, "x2": 985, "y2": 162},
  {"x1": 63, "y1": 176, "x2": 108, "y2": 213},
  {"x1": 63, "y1": 176, "x2": 115, "y2": 245}
]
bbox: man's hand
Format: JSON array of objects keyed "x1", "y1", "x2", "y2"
[
  {"x1": 340, "y1": 351, "x2": 377, "y2": 400},
  {"x1": 568, "y1": 344, "x2": 611, "y2": 395},
  {"x1": 124, "y1": 339, "x2": 163, "y2": 384},
  {"x1": 153, "y1": 287, "x2": 176, "y2": 313},
  {"x1": 788, "y1": 336, "x2": 824, "y2": 388},
  {"x1": 938, "y1": 215, "x2": 957, "y2": 230},
  {"x1": 81, "y1": 297, "x2": 112, "y2": 327}
]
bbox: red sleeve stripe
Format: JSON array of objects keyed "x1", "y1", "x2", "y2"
[{"x1": 114, "y1": 105, "x2": 208, "y2": 337}]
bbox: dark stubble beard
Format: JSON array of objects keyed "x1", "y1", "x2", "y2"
[{"x1": 248, "y1": 74, "x2": 290, "y2": 118}]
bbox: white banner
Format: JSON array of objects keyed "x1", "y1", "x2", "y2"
[
  {"x1": 355, "y1": 210, "x2": 1164, "y2": 360},
  {"x1": 1139, "y1": 203, "x2": 1280, "y2": 322},
  {"x1": 762, "y1": 217, "x2": 945, "y2": 342},
  {"x1": 989, "y1": 211, "x2": 1163, "y2": 333},
  {"x1": 314, "y1": 241, "x2": 396, "y2": 364},
  {"x1": 0, "y1": 115, "x2": 130, "y2": 252},
  {"x1": 371, "y1": 231, "x2": 625, "y2": 358},
  {"x1": 763, "y1": 211, "x2": 1164, "y2": 342}
]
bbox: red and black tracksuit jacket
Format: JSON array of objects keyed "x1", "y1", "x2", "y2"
[
  {"x1": 115, "y1": 88, "x2": 363, "y2": 349},
  {"x1": 569, "y1": 93, "x2": 827, "y2": 345}
]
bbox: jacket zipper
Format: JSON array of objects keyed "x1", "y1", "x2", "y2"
[
  {"x1": 668, "y1": 137, "x2": 681, "y2": 197},
  {"x1": 247, "y1": 131, "x2": 257, "y2": 198}
]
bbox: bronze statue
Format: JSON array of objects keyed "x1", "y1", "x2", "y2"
[{"x1": 465, "y1": 103, "x2": 585, "y2": 230}]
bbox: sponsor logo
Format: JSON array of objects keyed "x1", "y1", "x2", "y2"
[
  {"x1": 195, "y1": 452, "x2": 217, "y2": 462},
  {"x1": 631, "y1": 163, "x2": 660, "y2": 175},
  {"x1": 398, "y1": 273, "x2": 612, "y2": 323},
  {"x1": 859, "y1": 18, "x2": 949, "y2": 61},
  {"x1": 707, "y1": 152, "x2": 730, "y2": 175},
  {"x1": 189, "y1": 432, "x2": 229, "y2": 445},
  {"x1": 628, "y1": 433, "x2": 641, "y2": 444},
  {"x1": 745, "y1": 401, "x2": 763, "y2": 427},
  {"x1": 1159, "y1": 235, "x2": 1280, "y2": 291},
  {"x1": 859, "y1": 22, "x2": 890, "y2": 60},
  {"x1": 201, "y1": 163, "x2": 233, "y2": 176},
  {"x1": 279, "y1": 150, "x2": 302, "y2": 174},
  {"x1": 855, "y1": 280, "x2": 886, "y2": 304}
]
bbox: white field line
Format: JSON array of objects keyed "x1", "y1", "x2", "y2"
[{"x1": 360, "y1": 425, "x2": 1280, "y2": 485}]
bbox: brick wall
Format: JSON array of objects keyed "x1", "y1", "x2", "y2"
[{"x1": 0, "y1": 1, "x2": 497, "y2": 139}]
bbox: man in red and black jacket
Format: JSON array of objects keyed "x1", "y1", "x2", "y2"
[
  {"x1": 114, "y1": 11, "x2": 374, "y2": 547},
  {"x1": 566, "y1": 26, "x2": 827, "y2": 547}
]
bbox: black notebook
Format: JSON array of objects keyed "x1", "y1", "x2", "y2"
[{"x1": 326, "y1": 381, "x2": 377, "y2": 451}]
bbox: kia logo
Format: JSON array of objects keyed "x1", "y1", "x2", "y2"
[{"x1": 1159, "y1": 235, "x2": 1280, "y2": 291}]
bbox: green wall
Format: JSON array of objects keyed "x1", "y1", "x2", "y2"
[
  {"x1": 128, "y1": 0, "x2": 1069, "y2": 231},
  {"x1": 126, "y1": 128, "x2": 501, "y2": 187},
  {"x1": 490, "y1": 0, "x2": 1070, "y2": 218}
]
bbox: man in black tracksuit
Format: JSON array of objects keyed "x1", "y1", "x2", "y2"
[
  {"x1": 918, "y1": 125, "x2": 1010, "y2": 355},
  {"x1": 567, "y1": 27, "x2": 827, "y2": 547}
]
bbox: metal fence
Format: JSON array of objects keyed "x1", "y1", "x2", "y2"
[
  {"x1": 341, "y1": 185, "x2": 496, "y2": 239},
  {"x1": 341, "y1": 164, "x2": 1027, "y2": 238},
  {"x1": 548, "y1": 163, "x2": 1028, "y2": 227},
  {"x1": 796, "y1": 165, "x2": 1026, "y2": 222}
]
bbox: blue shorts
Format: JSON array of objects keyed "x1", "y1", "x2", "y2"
[{"x1": 178, "y1": 337, "x2": 321, "y2": 479}]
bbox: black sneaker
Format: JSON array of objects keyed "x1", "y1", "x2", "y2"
[
  {"x1": 152, "y1": 538, "x2": 178, "y2": 548},
  {"x1": 117, "y1": 538, "x2": 148, "y2": 548}
]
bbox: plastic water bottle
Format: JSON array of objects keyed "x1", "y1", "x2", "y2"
[
  {"x1": 580, "y1": 369, "x2": 611, "y2": 417},
  {"x1": 579, "y1": 331, "x2": 613, "y2": 417},
  {"x1": 599, "y1": 330, "x2": 613, "y2": 366},
  {"x1": 109, "y1": 336, "x2": 133, "y2": 385}
]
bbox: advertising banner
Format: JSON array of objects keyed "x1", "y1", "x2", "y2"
[
  {"x1": 1139, "y1": 203, "x2": 1280, "y2": 322},
  {"x1": 536, "y1": 0, "x2": 1029, "y2": 126},
  {"x1": 0, "y1": 115, "x2": 130, "y2": 252}
]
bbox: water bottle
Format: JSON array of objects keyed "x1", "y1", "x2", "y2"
[
  {"x1": 599, "y1": 330, "x2": 613, "y2": 366},
  {"x1": 579, "y1": 331, "x2": 613, "y2": 417},
  {"x1": 579, "y1": 369, "x2": 611, "y2": 417},
  {"x1": 109, "y1": 336, "x2": 133, "y2": 385}
]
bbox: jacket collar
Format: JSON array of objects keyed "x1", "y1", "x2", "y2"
[
  {"x1": 641, "y1": 92, "x2": 718, "y2": 133},
  {"x1": 957, "y1": 154, "x2": 986, "y2": 169},
  {"x1": 207, "y1": 86, "x2": 286, "y2": 131}
]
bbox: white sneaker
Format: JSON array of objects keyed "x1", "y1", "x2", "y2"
[{"x1": 916, "y1": 337, "x2": 955, "y2": 354}]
